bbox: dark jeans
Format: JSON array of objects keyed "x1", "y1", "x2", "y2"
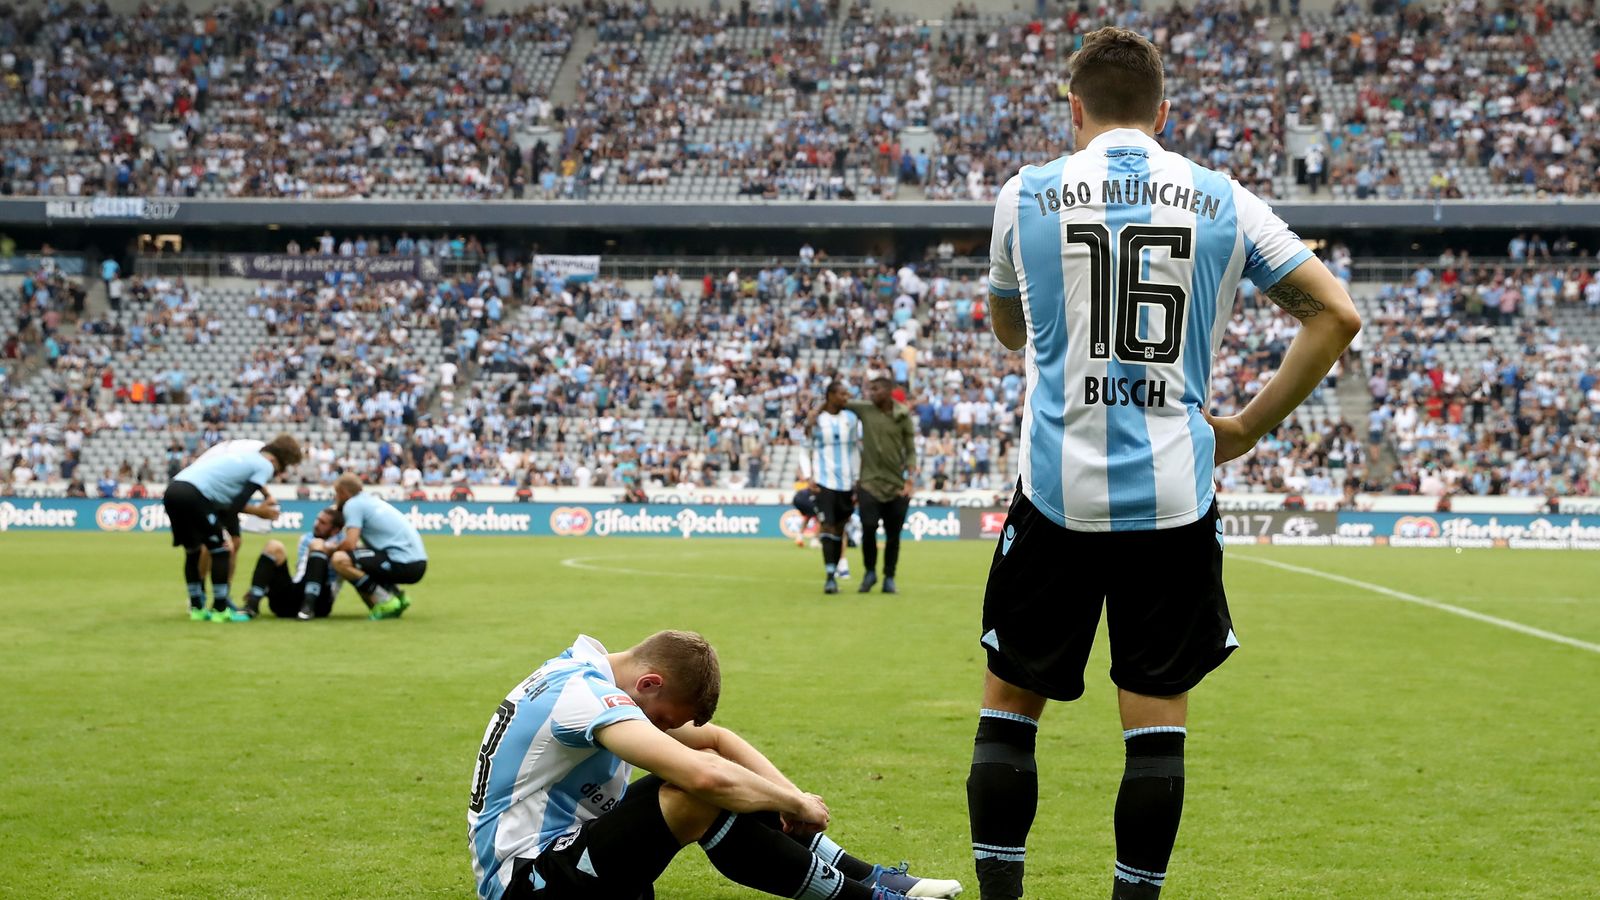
[{"x1": 858, "y1": 491, "x2": 910, "y2": 577}]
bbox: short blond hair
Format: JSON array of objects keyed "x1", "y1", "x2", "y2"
[
  {"x1": 334, "y1": 473, "x2": 364, "y2": 497},
  {"x1": 633, "y1": 630, "x2": 721, "y2": 726}
]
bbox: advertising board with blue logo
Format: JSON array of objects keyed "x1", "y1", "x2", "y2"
[
  {"x1": 1334, "y1": 513, "x2": 1600, "y2": 550},
  {"x1": 0, "y1": 499, "x2": 965, "y2": 542}
]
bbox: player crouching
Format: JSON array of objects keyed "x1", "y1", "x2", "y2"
[
  {"x1": 330, "y1": 474, "x2": 428, "y2": 619},
  {"x1": 236, "y1": 505, "x2": 345, "y2": 620}
]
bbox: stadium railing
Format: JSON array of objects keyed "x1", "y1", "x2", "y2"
[{"x1": 126, "y1": 253, "x2": 1585, "y2": 285}]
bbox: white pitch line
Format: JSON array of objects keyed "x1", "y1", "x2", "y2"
[
  {"x1": 559, "y1": 556, "x2": 977, "y2": 591},
  {"x1": 1233, "y1": 555, "x2": 1600, "y2": 656}
]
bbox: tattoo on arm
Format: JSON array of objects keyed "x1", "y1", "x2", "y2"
[
  {"x1": 992, "y1": 294, "x2": 1026, "y2": 332},
  {"x1": 1267, "y1": 282, "x2": 1325, "y2": 320}
]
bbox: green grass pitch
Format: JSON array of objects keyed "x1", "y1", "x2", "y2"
[{"x1": 2, "y1": 533, "x2": 1597, "y2": 898}]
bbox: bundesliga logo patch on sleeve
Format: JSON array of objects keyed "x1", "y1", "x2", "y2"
[{"x1": 602, "y1": 694, "x2": 637, "y2": 709}]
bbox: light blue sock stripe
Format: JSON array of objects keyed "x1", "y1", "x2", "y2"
[
  {"x1": 980, "y1": 708, "x2": 1039, "y2": 728},
  {"x1": 701, "y1": 813, "x2": 737, "y2": 851},
  {"x1": 973, "y1": 842, "x2": 1026, "y2": 852},
  {"x1": 974, "y1": 850, "x2": 1026, "y2": 862},
  {"x1": 1115, "y1": 861, "x2": 1166, "y2": 885},
  {"x1": 1123, "y1": 725, "x2": 1187, "y2": 740}
]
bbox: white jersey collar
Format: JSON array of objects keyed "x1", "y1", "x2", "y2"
[
  {"x1": 569, "y1": 634, "x2": 615, "y2": 682},
  {"x1": 1083, "y1": 127, "x2": 1162, "y2": 155}
]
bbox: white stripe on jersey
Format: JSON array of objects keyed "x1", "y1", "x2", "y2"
[{"x1": 812, "y1": 410, "x2": 860, "y2": 492}]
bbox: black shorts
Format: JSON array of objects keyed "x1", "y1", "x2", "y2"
[
  {"x1": 813, "y1": 486, "x2": 854, "y2": 527},
  {"x1": 263, "y1": 565, "x2": 334, "y2": 618},
  {"x1": 505, "y1": 775, "x2": 677, "y2": 900},
  {"x1": 980, "y1": 493, "x2": 1236, "y2": 701},
  {"x1": 792, "y1": 489, "x2": 817, "y2": 518},
  {"x1": 220, "y1": 512, "x2": 241, "y2": 538},
  {"x1": 164, "y1": 481, "x2": 227, "y2": 552},
  {"x1": 351, "y1": 547, "x2": 427, "y2": 585}
]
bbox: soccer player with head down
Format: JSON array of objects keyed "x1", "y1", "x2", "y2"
[
  {"x1": 162, "y1": 434, "x2": 301, "y2": 621},
  {"x1": 967, "y1": 27, "x2": 1361, "y2": 900},
  {"x1": 468, "y1": 630, "x2": 963, "y2": 900},
  {"x1": 236, "y1": 505, "x2": 346, "y2": 620},
  {"x1": 330, "y1": 473, "x2": 427, "y2": 620}
]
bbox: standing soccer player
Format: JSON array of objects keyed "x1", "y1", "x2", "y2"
[
  {"x1": 195, "y1": 437, "x2": 266, "y2": 589},
  {"x1": 163, "y1": 434, "x2": 302, "y2": 621},
  {"x1": 845, "y1": 377, "x2": 917, "y2": 594},
  {"x1": 330, "y1": 474, "x2": 427, "y2": 619},
  {"x1": 966, "y1": 28, "x2": 1361, "y2": 900},
  {"x1": 804, "y1": 381, "x2": 860, "y2": 594}
]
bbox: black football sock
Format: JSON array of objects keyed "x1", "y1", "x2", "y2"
[
  {"x1": 184, "y1": 551, "x2": 205, "y2": 609},
  {"x1": 208, "y1": 547, "x2": 232, "y2": 611},
  {"x1": 820, "y1": 532, "x2": 841, "y2": 575},
  {"x1": 1112, "y1": 728, "x2": 1186, "y2": 900},
  {"x1": 797, "y1": 832, "x2": 875, "y2": 882},
  {"x1": 700, "y1": 811, "x2": 871, "y2": 899},
  {"x1": 352, "y1": 574, "x2": 376, "y2": 608},
  {"x1": 968, "y1": 709, "x2": 1038, "y2": 900},
  {"x1": 245, "y1": 556, "x2": 276, "y2": 612},
  {"x1": 300, "y1": 551, "x2": 330, "y2": 615}
]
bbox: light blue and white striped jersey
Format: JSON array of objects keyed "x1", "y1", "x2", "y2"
[
  {"x1": 812, "y1": 409, "x2": 861, "y2": 492},
  {"x1": 292, "y1": 531, "x2": 342, "y2": 595},
  {"x1": 467, "y1": 635, "x2": 650, "y2": 900},
  {"x1": 341, "y1": 492, "x2": 428, "y2": 563},
  {"x1": 174, "y1": 448, "x2": 274, "y2": 509},
  {"x1": 989, "y1": 128, "x2": 1312, "y2": 532}
]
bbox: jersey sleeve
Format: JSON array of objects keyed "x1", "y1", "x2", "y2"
[
  {"x1": 549, "y1": 671, "x2": 650, "y2": 749},
  {"x1": 988, "y1": 175, "x2": 1022, "y2": 298},
  {"x1": 342, "y1": 496, "x2": 367, "y2": 530},
  {"x1": 248, "y1": 454, "x2": 274, "y2": 488},
  {"x1": 1232, "y1": 180, "x2": 1314, "y2": 291}
]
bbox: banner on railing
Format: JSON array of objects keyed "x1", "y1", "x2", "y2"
[
  {"x1": 0, "y1": 499, "x2": 963, "y2": 542},
  {"x1": 7, "y1": 499, "x2": 1600, "y2": 549},
  {"x1": 0, "y1": 254, "x2": 87, "y2": 276},
  {"x1": 223, "y1": 254, "x2": 443, "y2": 282},
  {"x1": 534, "y1": 254, "x2": 600, "y2": 283}
]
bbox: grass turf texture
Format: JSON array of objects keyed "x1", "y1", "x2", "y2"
[{"x1": 2, "y1": 534, "x2": 1597, "y2": 898}]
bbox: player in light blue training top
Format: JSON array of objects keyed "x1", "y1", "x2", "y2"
[
  {"x1": 468, "y1": 631, "x2": 962, "y2": 900},
  {"x1": 162, "y1": 434, "x2": 301, "y2": 622},
  {"x1": 804, "y1": 381, "x2": 861, "y2": 593},
  {"x1": 329, "y1": 473, "x2": 426, "y2": 620},
  {"x1": 968, "y1": 27, "x2": 1362, "y2": 900}
]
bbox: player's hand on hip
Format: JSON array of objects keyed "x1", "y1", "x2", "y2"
[{"x1": 1206, "y1": 412, "x2": 1257, "y2": 465}]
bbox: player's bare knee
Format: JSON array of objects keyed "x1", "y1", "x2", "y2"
[
  {"x1": 656, "y1": 783, "x2": 721, "y2": 845},
  {"x1": 982, "y1": 669, "x2": 1048, "y2": 721},
  {"x1": 263, "y1": 540, "x2": 286, "y2": 563}
]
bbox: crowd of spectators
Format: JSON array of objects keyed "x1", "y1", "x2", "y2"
[
  {"x1": 1361, "y1": 250, "x2": 1600, "y2": 499},
  {"x1": 0, "y1": 0, "x2": 1303, "y2": 203},
  {"x1": 1301, "y1": 0, "x2": 1600, "y2": 199}
]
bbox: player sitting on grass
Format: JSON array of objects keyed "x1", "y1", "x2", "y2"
[
  {"x1": 236, "y1": 505, "x2": 345, "y2": 621},
  {"x1": 162, "y1": 434, "x2": 301, "y2": 622},
  {"x1": 468, "y1": 630, "x2": 964, "y2": 900},
  {"x1": 329, "y1": 474, "x2": 427, "y2": 620}
]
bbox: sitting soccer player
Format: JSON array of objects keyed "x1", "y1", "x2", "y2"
[
  {"x1": 468, "y1": 631, "x2": 963, "y2": 900},
  {"x1": 237, "y1": 505, "x2": 345, "y2": 621}
]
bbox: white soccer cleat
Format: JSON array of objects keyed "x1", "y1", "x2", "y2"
[{"x1": 907, "y1": 878, "x2": 963, "y2": 899}]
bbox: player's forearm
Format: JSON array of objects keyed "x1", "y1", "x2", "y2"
[
  {"x1": 704, "y1": 725, "x2": 801, "y2": 793},
  {"x1": 1238, "y1": 298, "x2": 1360, "y2": 440},
  {"x1": 690, "y1": 753, "x2": 808, "y2": 816}
]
